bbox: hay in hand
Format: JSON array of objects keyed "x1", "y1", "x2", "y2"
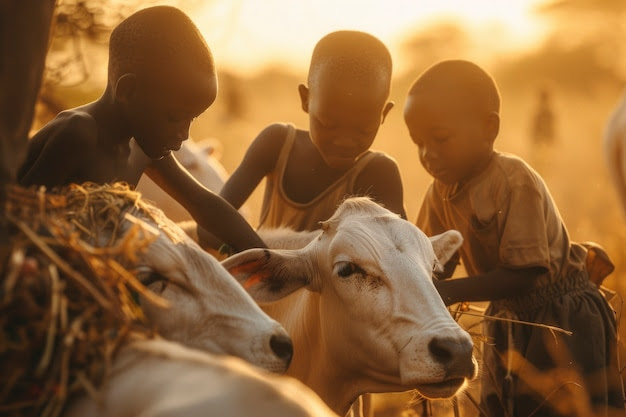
[{"x1": 0, "y1": 182, "x2": 168, "y2": 417}]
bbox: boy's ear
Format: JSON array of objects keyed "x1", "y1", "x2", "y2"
[
  {"x1": 298, "y1": 84, "x2": 310, "y2": 113},
  {"x1": 114, "y1": 73, "x2": 138, "y2": 104},
  {"x1": 485, "y1": 111, "x2": 500, "y2": 143},
  {"x1": 381, "y1": 101, "x2": 395, "y2": 124}
]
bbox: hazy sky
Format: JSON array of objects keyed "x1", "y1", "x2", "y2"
[{"x1": 188, "y1": 0, "x2": 548, "y2": 75}]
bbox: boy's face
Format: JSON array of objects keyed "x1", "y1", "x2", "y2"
[
  {"x1": 125, "y1": 69, "x2": 217, "y2": 160},
  {"x1": 403, "y1": 88, "x2": 495, "y2": 185},
  {"x1": 300, "y1": 72, "x2": 392, "y2": 170}
]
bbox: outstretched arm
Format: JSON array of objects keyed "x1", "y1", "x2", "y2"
[
  {"x1": 434, "y1": 266, "x2": 546, "y2": 306},
  {"x1": 192, "y1": 124, "x2": 287, "y2": 250},
  {"x1": 355, "y1": 153, "x2": 407, "y2": 219},
  {"x1": 146, "y1": 153, "x2": 266, "y2": 252},
  {"x1": 220, "y1": 123, "x2": 287, "y2": 208}
]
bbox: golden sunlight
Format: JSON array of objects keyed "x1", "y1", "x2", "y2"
[{"x1": 190, "y1": 0, "x2": 548, "y2": 75}]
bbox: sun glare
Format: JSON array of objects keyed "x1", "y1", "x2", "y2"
[{"x1": 190, "y1": 0, "x2": 547, "y2": 76}]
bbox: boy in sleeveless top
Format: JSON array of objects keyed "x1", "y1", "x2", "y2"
[
  {"x1": 218, "y1": 30, "x2": 406, "y2": 232},
  {"x1": 405, "y1": 60, "x2": 624, "y2": 416},
  {"x1": 17, "y1": 6, "x2": 264, "y2": 253}
]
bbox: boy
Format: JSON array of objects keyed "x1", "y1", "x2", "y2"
[
  {"x1": 217, "y1": 30, "x2": 405, "y2": 235},
  {"x1": 17, "y1": 6, "x2": 265, "y2": 253},
  {"x1": 404, "y1": 60, "x2": 624, "y2": 416}
]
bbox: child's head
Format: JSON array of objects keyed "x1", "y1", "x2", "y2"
[
  {"x1": 108, "y1": 6, "x2": 217, "y2": 159},
  {"x1": 404, "y1": 60, "x2": 500, "y2": 185},
  {"x1": 299, "y1": 31, "x2": 394, "y2": 169}
]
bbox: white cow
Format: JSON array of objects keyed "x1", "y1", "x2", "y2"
[
  {"x1": 222, "y1": 197, "x2": 477, "y2": 416},
  {"x1": 604, "y1": 90, "x2": 626, "y2": 220},
  {"x1": 92, "y1": 184, "x2": 293, "y2": 372},
  {"x1": 136, "y1": 139, "x2": 230, "y2": 222},
  {"x1": 65, "y1": 337, "x2": 339, "y2": 417}
]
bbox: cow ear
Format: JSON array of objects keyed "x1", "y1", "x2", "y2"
[
  {"x1": 429, "y1": 230, "x2": 463, "y2": 268},
  {"x1": 222, "y1": 248, "x2": 312, "y2": 303}
]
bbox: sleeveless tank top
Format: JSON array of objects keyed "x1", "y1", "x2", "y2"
[{"x1": 259, "y1": 124, "x2": 380, "y2": 231}]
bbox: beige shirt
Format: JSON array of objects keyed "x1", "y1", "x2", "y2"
[
  {"x1": 417, "y1": 151, "x2": 586, "y2": 286},
  {"x1": 259, "y1": 124, "x2": 380, "y2": 231}
]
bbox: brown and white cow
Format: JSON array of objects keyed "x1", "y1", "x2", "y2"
[{"x1": 222, "y1": 197, "x2": 477, "y2": 415}]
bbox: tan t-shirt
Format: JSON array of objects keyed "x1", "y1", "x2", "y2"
[
  {"x1": 259, "y1": 124, "x2": 381, "y2": 232},
  {"x1": 417, "y1": 151, "x2": 586, "y2": 286}
]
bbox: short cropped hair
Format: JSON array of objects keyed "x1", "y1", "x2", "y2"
[
  {"x1": 108, "y1": 6, "x2": 214, "y2": 83},
  {"x1": 409, "y1": 60, "x2": 500, "y2": 113},
  {"x1": 307, "y1": 30, "x2": 392, "y2": 89}
]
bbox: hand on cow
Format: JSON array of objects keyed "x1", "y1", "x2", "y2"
[
  {"x1": 432, "y1": 278, "x2": 454, "y2": 306},
  {"x1": 433, "y1": 251, "x2": 460, "y2": 280}
]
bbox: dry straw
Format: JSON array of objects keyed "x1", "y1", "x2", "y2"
[{"x1": 0, "y1": 182, "x2": 168, "y2": 417}]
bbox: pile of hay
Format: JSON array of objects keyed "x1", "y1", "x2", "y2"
[{"x1": 0, "y1": 182, "x2": 166, "y2": 417}]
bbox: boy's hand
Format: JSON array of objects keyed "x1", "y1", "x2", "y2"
[
  {"x1": 433, "y1": 251, "x2": 460, "y2": 280},
  {"x1": 433, "y1": 279, "x2": 454, "y2": 306}
]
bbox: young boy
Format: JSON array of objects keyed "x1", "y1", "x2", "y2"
[
  {"x1": 217, "y1": 31, "x2": 405, "y2": 234},
  {"x1": 404, "y1": 60, "x2": 624, "y2": 416},
  {"x1": 17, "y1": 6, "x2": 265, "y2": 253}
]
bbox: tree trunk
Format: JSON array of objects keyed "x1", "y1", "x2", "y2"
[{"x1": 0, "y1": 0, "x2": 57, "y2": 265}]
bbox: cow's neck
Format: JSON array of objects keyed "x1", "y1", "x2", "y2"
[{"x1": 262, "y1": 289, "x2": 362, "y2": 416}]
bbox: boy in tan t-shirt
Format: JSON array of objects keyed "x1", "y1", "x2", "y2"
[{"x1": 404, "y1": 60, "x2": 624, "y2": 416}]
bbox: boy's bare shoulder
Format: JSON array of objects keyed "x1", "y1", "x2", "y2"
[
  {"x1": 361, "y1": 151, "x2": 401, "y2": 175},
  {"x1": 252, "y1": 122, "x2": 294, "y2": 150},
  {"x1": 245, "y1": 122, "x2": 296, "y2": 168},
  {"x1": 33, "y1": 109, "x2": 99, "y2": 149},
  {"x1": 55, "y1": 110, "x2": 98, "y2": 140}
]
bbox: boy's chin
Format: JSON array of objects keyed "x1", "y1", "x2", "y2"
[
  {"x1": 324, "y1": 155, "x2": 361, "y2": 170},
  {"x1": 429, "y1": 170, "x2": 459, "y2": 185},
  {"x1": 136, "y1": 140, "x2": 172, "y2": 160}
]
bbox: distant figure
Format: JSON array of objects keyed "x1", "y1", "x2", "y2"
[
  {"x1": 531, "y1": 87, "x2": 556, "y2": 146},
  {"x1": 218, "y1": 72, "x2": 245, "y2": 121},
  {"x1": 17, "y1": 6, "x2": 264, "y2": 253},
  {"x1": 405, "y1": 60, "x2": 624, "y2": 416},
  {"x1": 604, "y1": 89, "x2": 626, "y2": 220}
]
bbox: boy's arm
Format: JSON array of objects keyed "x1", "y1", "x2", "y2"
[
  {"x1": 219, "y1": 123, "x2": 287, "y2": 209},
  {"x1": 146, "y1": 153, "x2": 266, "y2": 252},
  {"x1": 196, "y1": 123, "x2": 286, "y2": 250},
  {"x1": 355, "y1": 153, "x2": 407, "y2": 219},
  {"x1": 434, "y1": 266, "x2": 547, "y2": 306},
  {"x1": 19, "y1": 115, "x2": 95, "y2": 187}
]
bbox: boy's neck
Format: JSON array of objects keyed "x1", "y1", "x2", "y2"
[
  {"x1": 90, "y1": 86, "x2": 133, "y2": 147},
  {"x1": 457, "y1": 150, "x2": 496, "y2": 188}
]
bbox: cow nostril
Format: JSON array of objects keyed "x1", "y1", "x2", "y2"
[
  {"x1": 270, "y1": 334, "x2": 293, "y2": 365},
  {"x1": 428, "y1": 336, "x2": 476, "y2": 379},
  {"x1": 429, "y1": 337, "x2": 454, "y2": 364}
]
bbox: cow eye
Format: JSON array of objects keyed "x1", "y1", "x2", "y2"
[{"x1": 335, "y1": 261, "x2": 364, "y2": 278}]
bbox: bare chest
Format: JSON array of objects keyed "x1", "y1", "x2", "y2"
[
  {"x1": 282, "y1": 136, "x2": 349, "y2": 204},
  {"x1": 73, "y1": 141, "x2": 148, "y2": 187}
]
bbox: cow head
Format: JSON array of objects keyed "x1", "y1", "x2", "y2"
[
  {"x1": 119, "y1": 201, "x2": 293, "y2": 373},
  {"x1": 223, "y1": 198, "x2": 476, "y2": 400}
]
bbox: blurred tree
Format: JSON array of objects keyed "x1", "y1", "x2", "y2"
[
  {"x1": 495, "y1": 0, "x2": 626, "y2": 91},
  {"x1": 401, "y1": 22, "x2": 470, "y2": 75},
  {"x1": 39, "y1": 0, "x2": 141, "y2": 116}
]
